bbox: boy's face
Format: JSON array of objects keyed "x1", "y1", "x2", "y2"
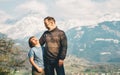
[{"x1": 30, "y1": 37, "x2": 39, "y2": 46}]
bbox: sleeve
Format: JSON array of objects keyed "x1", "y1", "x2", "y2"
[
  {"x1": 28, "y1": 49, "x2": 34, "y2": 58},
  {"x1": 39, "y1": 32, "x2": 46, "y2": 46},
  {"x1": 59, "y1": 31, "x2": 67, "y2": 60}
]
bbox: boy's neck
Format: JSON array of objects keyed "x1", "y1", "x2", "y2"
[{"x1": 35, "y1": 44, "x2": 40, "y2": 47}]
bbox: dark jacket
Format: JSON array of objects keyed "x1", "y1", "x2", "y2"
[{"x1": 39, "y1": 27, "x2": 67, "y2": 60}]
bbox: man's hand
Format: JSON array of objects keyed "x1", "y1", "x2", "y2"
[{"x1": 58, "y1": 59, "x2": 64, "y2": 67}]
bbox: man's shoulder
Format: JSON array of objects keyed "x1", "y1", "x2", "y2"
[
  {"x1": 57, "y1": 28, "x2": 65, "y2": 33},
  {"x1": 43, "y1": 30, "x2": 49, "y2": 34}
]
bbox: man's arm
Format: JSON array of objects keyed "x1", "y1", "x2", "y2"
[
  {"x1": 39, "y1": 32, "x2": 46, "y2": 46},
  {"x1": 59, "y1": 31, "x2": 67, "y2": 60},
  {"x1": 58, "y1": 31, "x2": 67, "y2": 66}
]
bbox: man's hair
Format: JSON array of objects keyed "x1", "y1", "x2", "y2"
[
  {"x1": 28, "y1": 36, "x2": 35, "y2": 48},
  {"x1": 44, "y1": 16, "x2": 56, "y2": 23}
]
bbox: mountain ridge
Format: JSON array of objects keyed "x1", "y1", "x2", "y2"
[{"x1": 66, "y1": 21, "x2": 120, "y2": 62}]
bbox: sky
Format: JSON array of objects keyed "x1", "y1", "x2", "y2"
[
  {"x1": 0, "y1": 0, "x2": 120, "y2": 25},
  {"x1": 0, "y1": 0, "x2": 120, "y2": 39}
]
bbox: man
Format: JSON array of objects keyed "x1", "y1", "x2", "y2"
[{"x1": 39, "y1": 16, "x2": 67, "y2": 75}]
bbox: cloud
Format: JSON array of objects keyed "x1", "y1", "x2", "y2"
[
  {"x1": 54, "y1": 0, "x2": 120, "y2": 26},
  {"x1": 0, "y1": 10, "x2": 13, "y2": 23},
  {"x1": 0, "y1": 10, "x2": 14, "y2": 34},
  {"x1": 1, "y1": 0, "x2": 120, "y2": 26},
  {"x1": 0, "y1": 0, "x2": 120, "y2": 39},
  {"x1": 15, "y1": 0, "x2": 48, "y2": 16}
]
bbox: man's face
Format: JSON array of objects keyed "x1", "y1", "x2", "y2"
[{"x1": 44, "y1": 19, "x2": 54, "y2": 30}]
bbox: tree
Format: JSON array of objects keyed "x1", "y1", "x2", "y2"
[{"x1": 0, "y1": 33, "x2": 26, "y2": 75}]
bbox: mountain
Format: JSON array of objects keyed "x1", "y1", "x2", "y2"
[
  {"x1": 0, "y1": 11, "x2": 120, "y2": 62},
  {"x1": 0, "y1": 12, "x2": 46, "y2": 40},
  {"x1": 16, "y1": 20, "x2": 120, "y2": 62},
  {"x1": 66, "y1": 21, "x2": 120, "y2": 62}
]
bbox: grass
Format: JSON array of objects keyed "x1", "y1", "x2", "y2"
[{"x1": 10, "y1": 70, "x2": 31, "y2": 75}]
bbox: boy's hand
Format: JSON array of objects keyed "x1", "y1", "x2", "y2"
[{"x1": 37, "y1": 67, "x2": 43, "y2": 73}]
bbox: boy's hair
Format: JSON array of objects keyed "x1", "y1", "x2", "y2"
[
  {"x1": 28, "y1": 36, "x2": 35, "y2": 48},
  {"x1": 44, "y1": 16, "x2": 56, "y2": 23}
]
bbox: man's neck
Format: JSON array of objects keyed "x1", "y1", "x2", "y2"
[{"x1": 49, "y1": 25, "x2": 56, "y2": 31}]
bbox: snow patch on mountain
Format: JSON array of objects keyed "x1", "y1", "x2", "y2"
[
  {"x1": 0, "y1": 13, "x2": 46, "y2": 39},
  {"x1": 95, "y1": 38, "x2": 119, "y2": 44},
  {"x1": 100, "y1": 52, "x2": 111, "y2": 55}
]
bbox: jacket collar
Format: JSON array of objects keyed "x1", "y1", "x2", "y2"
[{"x1": 49, "y1": 26, "x2": 58, "y2": 32}]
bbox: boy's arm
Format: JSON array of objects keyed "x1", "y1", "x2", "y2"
[
  {"x1": 28, "y1": 49, "x2": 43, "y2": 72},
  {"x1": 29, "y1": 57, "x2": 43, "y2": 72}
]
